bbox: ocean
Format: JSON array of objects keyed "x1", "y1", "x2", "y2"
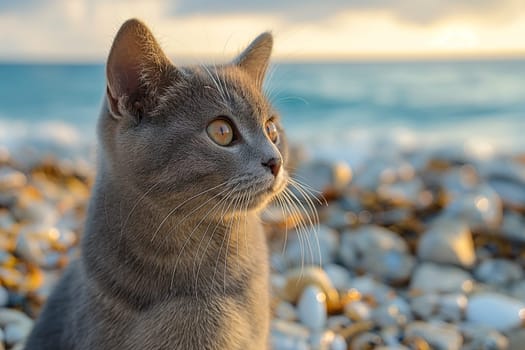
[{"x1": 1, "y1": 60, "x2": 524, "y2": 167}]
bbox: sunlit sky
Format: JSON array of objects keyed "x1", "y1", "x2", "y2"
[{"x1": 1, "y1": 0, "x2": 524, "y2": 62}]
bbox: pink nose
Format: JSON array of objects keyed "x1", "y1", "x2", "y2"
[{"x1": 262, "y1": 157, "x2": 281, "y2": 177}]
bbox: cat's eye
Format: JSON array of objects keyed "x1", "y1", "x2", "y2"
[
  {"x1": 207, "y1": 119, "x2": 234, "y2": 146},
  {"x1": 265, "y1": 120, "x2": 279, "y2": 143}
]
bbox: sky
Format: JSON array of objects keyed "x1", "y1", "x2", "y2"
[{"x1": 1, "y1": 0, "x2": 524, "y2": 62}]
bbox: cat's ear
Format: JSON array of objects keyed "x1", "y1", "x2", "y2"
[
  {"x1": 234, "y1": 32, "x2": 273, "y2": 88},
  {"x1": 106, "y1": 18, "x2": 173, "y2": 121}
]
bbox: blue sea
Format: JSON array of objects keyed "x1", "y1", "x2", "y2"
[{"x1": 1, "y1": 60, "x2": 524, "y2": 166}]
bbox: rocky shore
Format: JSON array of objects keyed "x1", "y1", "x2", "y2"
[{"x1": 0, "y1": 143, "x2": 524, "y2": 349}]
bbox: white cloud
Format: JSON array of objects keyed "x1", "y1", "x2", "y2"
[{"x1": 0, "y1": 0, "x2": 524, "y2": 61}]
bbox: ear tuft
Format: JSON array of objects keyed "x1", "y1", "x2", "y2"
[
  {"x1": 106, "y1": 18, "x2": 172, "y2": 120},
  {"x1": 234, "y1": 32, "x2": 273, "y2": 88}
]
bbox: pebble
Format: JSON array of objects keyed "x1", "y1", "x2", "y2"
[
  {"x1": 340, "y1": 225, "x2": 408, "y2": 270},
  {"x1": 405, "y1": 321, "x2": 463, "y2": 350},
  {"x1": 275, "y1": 301, "x2": 297, "y2": 322},
  {"x1": 377, "y1": 179, "x2": 424, "y2": 206},
  {"x1": 323, "y1": 263, "x2": 352, "y2": 291},
  {"x1": 0, "y1": 287, "x2": 8, "y2": 307},
  {"x1": 2, "y1": 145, "x2": 525, "y2": 349},
  {"x1": 292, "y1": 160, "x2": 352, "y2": 198},
  {"x1": 466, "y1": 292, "x2": 525, "y2": 332},
  {"x1": 362, "y1": 250, "x2": 415, "y2": 284},
  {"x1": 442, "y1": 184, "x2": 502, "y2": 229},
  {"x1": 297, "y1": 285, "x2": 327, "y2": 331},
  {"x1": 0, "y1": 167, "x2": 26, "y2": 191},
  {"x1": 417, "y1": 220, "x2": 476, "y2": 268},
  {"x1": 350, "y1": 332, "x2": 384, "y2": 349},
  {"x1": 410, "y1": 263, "x2": 474, "y2": 294},
  {"x1": 500, "y1": 210, "x2": 525, "y2": 242},
  {"x1": 474, "y1": 259, "x2": 523, "y2": 286},
  {"x1": 280, "y1": 267, "x2": 339, "y2": 310},
  {"x1": 283, "y1": 225, "x2": 339, "y2": 267}
]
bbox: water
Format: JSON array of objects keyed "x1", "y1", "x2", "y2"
[{"x1": 1, "y1": 60, "x2": 524, "y2": 164}]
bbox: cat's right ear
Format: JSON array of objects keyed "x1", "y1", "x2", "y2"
[{"x1": 106, "y1": 19, "x2": 173, "y2": 122}]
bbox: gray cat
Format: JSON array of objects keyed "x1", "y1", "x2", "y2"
[{"x1": 25, "y1": 18, "x2": 288, "y2": 349}]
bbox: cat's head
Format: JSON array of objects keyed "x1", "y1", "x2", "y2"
[{"x1": 99, "y1": 19, "x2": 287, "y2": 214}]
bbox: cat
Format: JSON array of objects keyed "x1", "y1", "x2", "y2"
[{"x1": 25, "y1": 18, "x2": 289, "y2": 350}]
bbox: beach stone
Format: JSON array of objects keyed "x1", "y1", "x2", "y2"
[
  {"x1": 297, "y1": 285, "x2": 327, "y2": 331},
  {"x1": 440, "y1": 165, "x2": 479, "y2": 194},
  {"x1": 362, "y1": 250, "x2": 415, "y2": 284},
  {"x1": 372, "y1": 299, "x2": 411, "y2": 328},
  {"x1": 501, "y1": 211, "x2": 525, "y2": 243},
  {"x1": 508, "y1": 329, "x2": 525, "y2": 350},
  {"x1": 275, "y1": 301, "x2": 297, "y2": 322},
  {"x1": 462, "y1": 329, "x2": 508, "y2": 350},
  {"x1": 340, "y1": 225, "x2": 408, "y2": 270},
  {"x1": 324, "y1": 263, "x2": 352, "y2": 291},
  {"x1": 309, "y1": 330, "x2": 345, "y2": 350},
  {"x1": 475, "y1": 259, "x2": 523, "y2": 286},
  {"x1": 353, "y1": 157, "x2": 414, "y2": 191},
  {"x1": 350, "y1": 332, "x2": 384, "y2": 349},
  {"x1": 349, "y1": 276, "x2": 395, "y2": 304},
  {"x1": 329, "y1": 334, "x2": 347, "y2": 350},
  {"x1": 271, "y1": 319, "x2": 309, "y2": 350},
  {"x1": 487, "y1": 176, "x2": 525, "y2": 210},
  {"x1": 281, "y1": 267, "x2": 339, "y2": 308},
  {"x1": 380, "y1": 326, "x2": 402, "y2": 346},
  {"x1": 283, "y1": 225, "x2": 339, "y2": 267},
  {"x1": 405, "y1": 321, "x2": 463, "y2": 350},
  {"x1": 344, "y1": 301, "x2": 371, "y2": 321},
  {"x1": 0, "y1": 287, "x2": 8, "y2": 307},
  {"x1": 509, "y1": 280, "x2": 525, "y2": 301},
  {"x1": 0, "y1": 308, "x2": 32, "y2": 346},
  {"x1": 442, "y1": 184, "x2": 502, "y2": 229},
  {"x1": 437, "y1": 293, "x2": 468, "y2": 322},
  {"x1": 326, "y1": 315, "x2": 351, "y2": 330},
  {"x1": 417, "y1": 220, "x2": 475, "y2": 268},
  {"x1": 0, "y1": 211, "x2": 15, "y2": 231},
  {"x1": 292, "y1": 160, "x2": 352, "y2": 197},
  {"x1": 0, "y1": 167, "x2": 26, "y2": 191},
  {"x1": 377, "y1": 179, "x2": 424, "y2": 206},
  {"x1": 411, "y1": 294, "x2": 438, "y2": 320},
  {"x1": 410, "y1": 263, "x2": 474, "y2": 294},
  {"x1": 466, "y1": 292, "x2": 525, "y2": 332},
  {"x1": 13, "y1": 200, "x2": 58, "y2": 226}
]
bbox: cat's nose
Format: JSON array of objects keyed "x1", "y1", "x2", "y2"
[{"x1": 262, "y1": 157, "x2": 281, "y2": 177}]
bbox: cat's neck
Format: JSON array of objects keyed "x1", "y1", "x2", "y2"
[{"x1": 81, "y1": 164, "x2": 263, "y2": 306}]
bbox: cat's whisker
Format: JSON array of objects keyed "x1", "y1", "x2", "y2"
[
  {"x1": 194, "y1": 191, "x2": 234, "y2": 295},
  {"x1": 288, "y1": 176, "x2": 327, "y2": 205},
  {"x1": 281, "y1": 189, "x2": 315, "y2": 268},
  {"x1": 191, "y1": 192, "x2": 232, "y2": 292},
  {"x1": 223, "y1": 193, "x2": 241, "y2": 294},
  {"x1": 169, "y1": 186, "x2": 234, "y2": 291},
  {"x1": 284, "y1": 187, "x2": 322, "y2": 268},
  {"x1": 118, "y1": 181, "x2": 160, "y2": 248},
  {"x1": 152, "y1": 181, "x2": 230, "y2": 243}
]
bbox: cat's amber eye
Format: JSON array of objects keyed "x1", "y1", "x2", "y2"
[
  {"x1": 265, "y1": 120, "x2": 279, "y2": 143},
  {"x1": 207, "y1": 119, "x2": 234, "y2": 146}
]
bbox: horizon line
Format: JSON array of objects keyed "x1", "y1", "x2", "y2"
[{"x1": 1, "y1": 51, "x2": 524, "y2": 65}]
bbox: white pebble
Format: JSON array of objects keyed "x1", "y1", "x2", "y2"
[
  {"x1": 466, "y1": 292, "x2": 525, "y2": 332},
  {"x1": 297, "y1": 285, "x2": 327, "y2": 331}
]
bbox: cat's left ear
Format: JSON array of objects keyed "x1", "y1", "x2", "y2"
[{"x1": 234, "y1": 32, "x2": 273, "y2": 88}]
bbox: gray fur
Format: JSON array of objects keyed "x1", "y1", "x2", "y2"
[{"x1": 25, "y1": 18, "x2": 287, "y2": 350}]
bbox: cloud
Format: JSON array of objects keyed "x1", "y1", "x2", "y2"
[
  {"x1": 170, "y1": 0, "x2": 525, "y2": 24},
  {"x1": 0, "y1": 0, "x2": 523, "y2": 61}
]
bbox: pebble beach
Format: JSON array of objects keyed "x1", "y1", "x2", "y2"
[{"x1": 0, "y1": 140, "x2": 524, "y2": 350}]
